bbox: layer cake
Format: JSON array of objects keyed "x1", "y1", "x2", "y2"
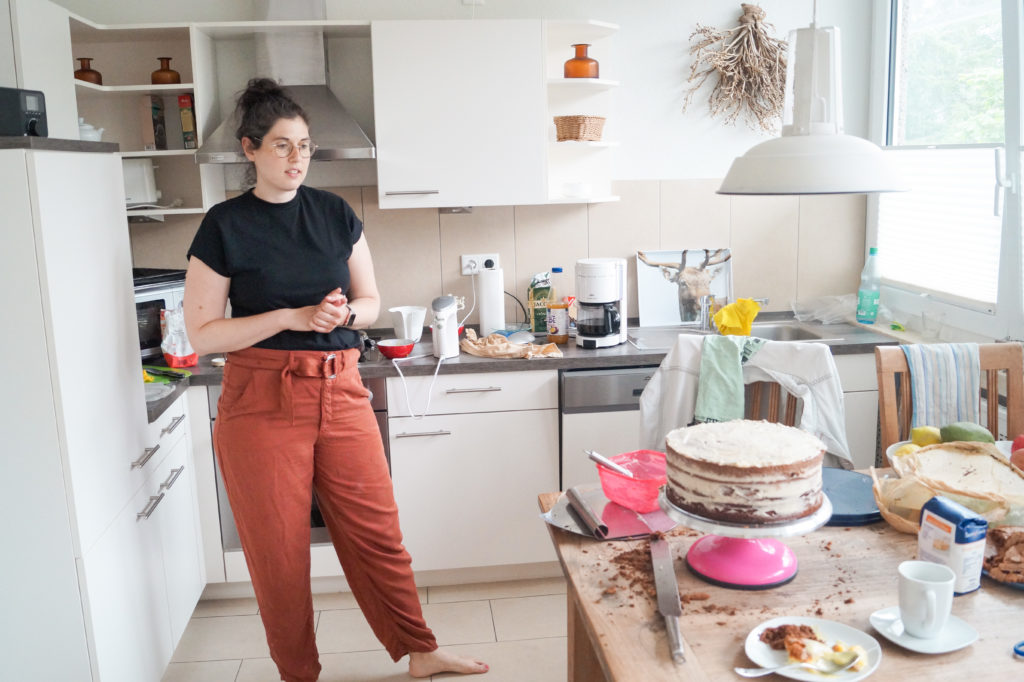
[{"x1": 665, "y1": 420, "x2": 825, "y2": 524}]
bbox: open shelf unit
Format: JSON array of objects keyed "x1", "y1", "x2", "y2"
[
  {"x1": 543, "y1": 20, "x2": 620, "y2": 204},
  {"x1": 69, "y1": 18, "x2": 201, "y2": 218}
]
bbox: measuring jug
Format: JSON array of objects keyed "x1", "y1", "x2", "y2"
[{"x1": 389, "y1": 306, "x2": 426, "y2": 343}]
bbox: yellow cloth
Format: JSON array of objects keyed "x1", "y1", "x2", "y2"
[
  {"x1": 713, "y1": 298, "x2": 761, "y2": 336},
  {"x1": 459, "y1": 328, "x2": 563, "y2": 359}
]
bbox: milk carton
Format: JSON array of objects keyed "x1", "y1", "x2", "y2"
[{"x1": 917, "y1": 496, "x2": 988, "y2": 595}]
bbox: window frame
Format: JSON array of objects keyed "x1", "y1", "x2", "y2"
[{"x1": 867, "y1": 0, "x2": 1024, "y2": 340}]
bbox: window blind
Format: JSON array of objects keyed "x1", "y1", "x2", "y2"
[{"x1": 876, "y1": 147, "x2": 1002, "y2": 304}]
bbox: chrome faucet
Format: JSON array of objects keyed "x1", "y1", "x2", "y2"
[{"x1": 698, "y1": 295, "x2": 716, "y2": 332}]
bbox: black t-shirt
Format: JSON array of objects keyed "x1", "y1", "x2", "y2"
[{"x1": 187, "y1": 186, "x2": 364, "y2": 351}]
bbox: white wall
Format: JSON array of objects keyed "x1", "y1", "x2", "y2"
[
  {"x1": 51, "y1": 0, "x2": 876, "y2": 181},
  {"x1": 1, "y1": 0, "x2": 16, "y2": 87}
]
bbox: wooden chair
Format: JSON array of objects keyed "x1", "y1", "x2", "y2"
[
  {"x1": 745, "y1": 382, "x2": 800, "y2": 426},
  {"x1": 875, "y1": 342, "x2": 1024, "y2": 451}
]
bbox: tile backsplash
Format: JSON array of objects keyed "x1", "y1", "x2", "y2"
[{"x1": 129, "y1": 179, "x2": 866, "y2": 329}]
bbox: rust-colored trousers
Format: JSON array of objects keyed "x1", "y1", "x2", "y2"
[{"x1": 214, "y1": 347, "x2": 436, "y2": 682}]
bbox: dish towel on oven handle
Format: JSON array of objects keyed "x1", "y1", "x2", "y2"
[{"x1": 900, "y1": 343, "x2": 980, "y2": 428}]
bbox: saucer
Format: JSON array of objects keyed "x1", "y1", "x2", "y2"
[{"x1": 869, "y1": 606, "x2": 978, "y2": 654}]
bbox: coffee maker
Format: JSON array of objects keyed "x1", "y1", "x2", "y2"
[{"x1": 575, "y1": 258, "x2": 627, "y2": 348}]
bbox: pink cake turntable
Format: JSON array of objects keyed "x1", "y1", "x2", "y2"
[{"x1": 659, "y1": 491, "x2": 833, "y2": 589}]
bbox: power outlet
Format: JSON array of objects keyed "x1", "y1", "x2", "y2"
[{"x1": 461, "y1": 253, "x2": 500, "y2": 275}]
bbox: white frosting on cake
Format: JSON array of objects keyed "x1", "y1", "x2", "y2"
[
  {"x1": 665, "y1": 420, "x2": 825, "y2": 468},
  {"x1": 665, "y1": 420, "x2": 825, "y2": 523}
]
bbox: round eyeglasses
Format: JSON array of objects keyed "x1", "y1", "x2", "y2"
[{"x1": 252, "y1": 138, "x2": 319, "y2": 158}]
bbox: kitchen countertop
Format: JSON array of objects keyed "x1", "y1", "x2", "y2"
[
  {"x1": 146, "y1": 316, "x2": 899, "y2": 421},
  {"x1": 182, "y1": 316, "x2": 899, "y2": 386},
  {"x1": 0, "y1": 136, "x2": 119, "y2": 153}
]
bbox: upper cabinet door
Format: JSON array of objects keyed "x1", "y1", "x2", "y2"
[
  {"x1": 10, "y1": 0, "x2": 77, "y2": 138},
  {"x1": 371, "y1": 20, "x2": 547, "y2": 209}
]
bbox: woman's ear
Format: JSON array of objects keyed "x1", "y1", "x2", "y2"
[{"x1": 241, "y1": 136, "x2": 257, "y2": 161}]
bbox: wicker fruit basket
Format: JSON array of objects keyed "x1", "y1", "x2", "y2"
[{"x1": 554, "y1": 115, "x2": 606, "y2": 142}]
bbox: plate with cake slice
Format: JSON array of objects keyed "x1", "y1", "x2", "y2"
[{"x1": 744, "y1": 616, "x2": 882, "y2": 681}]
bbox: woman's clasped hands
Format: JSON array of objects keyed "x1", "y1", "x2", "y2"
[{"x1": 300, "y1": 287, "x2": 349, "y2": 334}]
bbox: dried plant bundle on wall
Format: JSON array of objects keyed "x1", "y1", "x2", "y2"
[{"x1": 683, "y1": 3, "x2": 788, "y2": 132}]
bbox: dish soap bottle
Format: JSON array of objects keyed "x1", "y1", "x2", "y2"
[{"x1": 856, "y1": 247, "x2": 880, "y2": 324}]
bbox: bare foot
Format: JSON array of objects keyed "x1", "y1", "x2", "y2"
[{"x1": 408, "y1": 649, "x2": 488, "y2": 677}]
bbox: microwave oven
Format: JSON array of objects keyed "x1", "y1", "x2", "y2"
[{"x1": 134, "y1": 268, "x2": 186, "y2": 360}]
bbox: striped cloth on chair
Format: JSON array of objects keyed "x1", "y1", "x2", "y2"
[{"x1": 900, "y1": 343, "x2": 981, "y2": 428}]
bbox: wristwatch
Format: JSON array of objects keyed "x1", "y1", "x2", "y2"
[{"x1": 344, "y1": 304, "x2": 356, "y2": 327}]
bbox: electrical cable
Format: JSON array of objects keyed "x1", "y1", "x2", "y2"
[
  {"x1": 505, "y1": 291, "x2": 528, "y2": 324},
  {"x1": 390, "y1": 352, "x2": 445, "y2": 420},
  {"x1": 458, "y1": 268, "x2": 477, "y2": 328}
]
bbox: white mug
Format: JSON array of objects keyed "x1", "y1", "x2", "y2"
[{"x1": 898, "y1": 560, "x2": 955, "y2": 638}]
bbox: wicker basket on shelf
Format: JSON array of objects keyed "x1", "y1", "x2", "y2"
[{"x1": 554, "y1": 115, "x2": 606, "y2": 142}]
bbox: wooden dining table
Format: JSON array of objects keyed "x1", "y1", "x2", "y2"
[{"x1": 538, "y1": 490, "x2": 1023, "y2": 681}]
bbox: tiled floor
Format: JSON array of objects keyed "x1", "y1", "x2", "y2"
[{"x1": 162, "y1": 577, "x2": 568, "y2": 682}]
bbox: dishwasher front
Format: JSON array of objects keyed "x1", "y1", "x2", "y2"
[{"x1": 559, "y1": 365, "x2": 658, "y2": 490}]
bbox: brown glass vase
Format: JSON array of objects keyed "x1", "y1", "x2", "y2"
[
  {"x1": 564, "y1": 44, "x2": 599, "y2": 79},
  {"x1": 74, "y1": 57, "x2": 102, "y2": 85},
  {"x1": 151, "y1": 57, "x2": 181, "y2": 85}
]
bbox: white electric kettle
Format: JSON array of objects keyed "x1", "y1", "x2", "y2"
[
  {"x1": 389, "y1": 305, "x2": 426, "y2": 343},
  {"x1": 431, "y1": 295, "x2": 460, "y2": 359}
]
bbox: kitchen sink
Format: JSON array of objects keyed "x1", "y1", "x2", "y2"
[
  {"x1": 627, "y1": 322, "x2": 845, "y2": 350},
  {"x1": 747, "y1": 323, "x2": 839, "y2": 342}
]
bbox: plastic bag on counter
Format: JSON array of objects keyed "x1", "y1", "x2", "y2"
[
  {"x1": 791, "y1": 294, "x2": 856, "y2": 324},
  {"x1": 161, "y1": 304, "x2": 197, "y2": 368}
]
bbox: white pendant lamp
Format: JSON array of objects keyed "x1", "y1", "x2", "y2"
[{"x1": 717, "y1": 7, "x2": 904, "y2": 195}]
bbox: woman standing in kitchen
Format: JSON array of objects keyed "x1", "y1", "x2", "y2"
[{"x1": 183, "y1": 78, "x2": 488, "y2": 682}]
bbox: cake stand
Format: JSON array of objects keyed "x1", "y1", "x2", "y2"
[{"x1": 659, "y1": 491, "x2": 833, "y2": 590}]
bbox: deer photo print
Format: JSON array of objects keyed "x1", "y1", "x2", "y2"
[{"x1": 636, "y1": 249, "x2": 733, "y2": 326}]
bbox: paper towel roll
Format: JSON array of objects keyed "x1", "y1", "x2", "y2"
[{"x1": 477, "y1": 267, "x2": 506, "y2": 337}]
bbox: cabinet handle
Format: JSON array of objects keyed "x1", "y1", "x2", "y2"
[
  {"x1": 136, "y1": 493, "x2": 165, "y2": 521},
  {"x1": 384, "y1": 190, "x2": 440, "y2": 196},
  {"x1": 395, "y1": 429, "x2": 452, "y2": 438},
  {"x1": 160, "y1": 466, "x2": 185, "y2": 491},
  {"x1": 131, "y1": 444, "x2": 160, "y2": 470},
  {"x1": 445, "y1": 386, "x2": 502, "y2": 394},
  {"x1": 162, "y1": 414, "x2": 186, "y2": 437}
]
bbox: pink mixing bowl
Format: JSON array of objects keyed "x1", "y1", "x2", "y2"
[{"x1": 597, "y1": 450, "x2": 667, "y2": 513}]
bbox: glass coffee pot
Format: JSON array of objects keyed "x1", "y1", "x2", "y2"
[{"x1": 576, "y1": 301, "x2": 621, "y2": 339}]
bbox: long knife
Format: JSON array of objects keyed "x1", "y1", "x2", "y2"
[{"x1": 649, "y1": 532, "x2": 686, "y2": 664}]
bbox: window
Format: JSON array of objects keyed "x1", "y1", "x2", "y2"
[{"x1": 873, "y1": 0, "x2": 1023, "y2": 337}]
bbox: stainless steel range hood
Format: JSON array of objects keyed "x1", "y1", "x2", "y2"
[{"x1": 196, "y1": 21, "x2": 375, "y2": 163}]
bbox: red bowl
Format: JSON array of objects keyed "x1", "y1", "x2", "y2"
[{"x1": 378, "y1": 338, "x2": 415, "y2": 359}]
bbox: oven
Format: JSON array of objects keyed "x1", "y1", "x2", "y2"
[
  {"x1": 133, "y1": 268, "x2": 186, "y2": 361},
  {"x1": 208, "y1": 375, "x2": 388, "y2": 550}
]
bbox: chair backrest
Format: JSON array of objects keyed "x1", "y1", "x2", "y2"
[
  {"x1": 875, "y1": 342, "x2": 1024, "y2": 451},
  {"x1": 746, "y1": 381, "x2": 800, "y2": 426}
]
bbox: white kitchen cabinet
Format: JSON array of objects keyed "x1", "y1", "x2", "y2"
[
  {"x1": 371, "y1": 20, "x2": 548, "y2": 209},
  {"x1": 0, "y1": 147, "x2": 203, "y2": 681},
  {"x1": 834, "y1": 353, "x2": 880, "y2": 469},
  {"x1": 81, "y1": 427, "x2": 202, "y2": 682},
  {"x1": 9, "y1": 0, "x2": 78, "y2": 138},
  {"x1": 387, "y1": 370, "x2": 559, "y2": 571}
]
